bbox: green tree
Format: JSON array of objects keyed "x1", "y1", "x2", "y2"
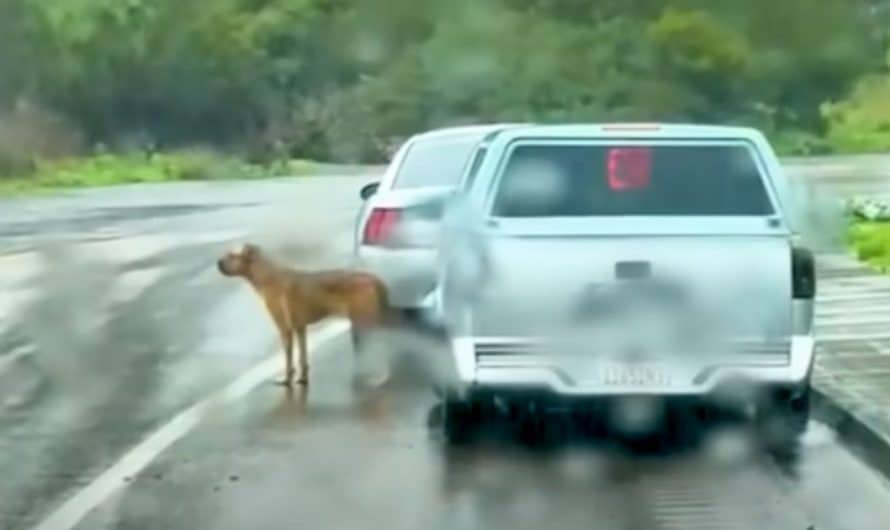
[
  {"x1": 648, "y1": 8, "x2": 752, "y2": 119},
  {"x1": 3, "y1": 0, "x2": 888, "y2": 161},
  {"x1": 823, "y1": 75, "x2": 890, "y2": 152},
  {"x1": 352, "y1": 4, "x2": 678, "y2": 137}
]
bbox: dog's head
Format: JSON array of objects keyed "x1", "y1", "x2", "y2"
[{"x1": 217, "y1": 243, "x2": 261, "y2": 277}]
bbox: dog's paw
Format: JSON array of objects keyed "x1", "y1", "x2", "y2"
[
  {"x1": 273, "y1": 377, "x2": 294, "y2": 387},
  {"x1": 296, "y1": 376, "x2": 309, "y2": 386}
]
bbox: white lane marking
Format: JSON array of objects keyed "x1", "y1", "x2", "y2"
[{"x1": 32, "y1": 320, "x2": 350, "y2": 530}]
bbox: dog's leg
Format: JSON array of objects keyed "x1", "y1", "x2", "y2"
[
  {"x1": 278, "y1": 325, "x2": 295, "y2": 386},
  {"x1": 295, "y1": 326, "x2": 309, "y2": 385},
  {"x1": 350, "y1": 323, "x2": 369, "y2": 390},
  {"x1": 265, "y1": 298, "x2": 294, "y2": 386},
  {"x1": 351, "y1": 322, "x2": 393, "y2": 390},
  {"x1": 279, "y1": 296, "x2": 306, "y2": 386},
  {"x1": 350, "y1": 325, "x2": 365, "y2": 356}
]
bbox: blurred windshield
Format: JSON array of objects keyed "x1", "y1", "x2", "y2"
[
  {"x1": 392, "y1": 135, "x2": 483, "y2": 188},
  {"x1": 493, "y1": 144, "x2": 773, "y2": 217}
]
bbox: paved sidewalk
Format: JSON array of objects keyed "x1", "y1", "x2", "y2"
[{"x1": 813, "y1": 252, "x2": 890, "y2": 469}]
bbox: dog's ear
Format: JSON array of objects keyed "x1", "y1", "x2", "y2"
[{"x1": 242, "y1": 243, "x2": 260, "y2": 259}]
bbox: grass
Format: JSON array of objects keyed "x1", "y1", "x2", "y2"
[
  {"x1": 847, "y1": 220, "x2": 890, "y2": 273},
  {"x1": 768, "y1": 128, "x2": 834, "y2": 156},
  {"x1": 0, "y1": 151, "x2": 318, "y2": 196}
]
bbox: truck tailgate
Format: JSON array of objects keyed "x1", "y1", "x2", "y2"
[{"x1": 470, "y1": 235, "x2": 792, "y2": 347}]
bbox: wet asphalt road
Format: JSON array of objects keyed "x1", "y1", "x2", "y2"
[
  {"x1": 2, "y1": 158, "x2": 890, "y2": 530},
  {"x1": 75, "y1": 332, "x2": 890, "y2": 530},
  {"x1": 0, "y1": 174, "x2": 371, "y2": 529}
]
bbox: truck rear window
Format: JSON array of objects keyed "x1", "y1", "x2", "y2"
[{"x1": 491, "y1": 144, "x2": 774, "y2": 217}]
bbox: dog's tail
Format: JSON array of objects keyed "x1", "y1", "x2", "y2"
[
  {"x1": 369, "y1": 279, "x2": 448, "y2": 339},
  {"x1": 371, "y1": 280, "x2": 404, "y2": 328}
]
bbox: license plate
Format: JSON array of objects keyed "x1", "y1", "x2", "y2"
[{"x1": 601, "y1": 363, "x2": 671, "y2": 387}]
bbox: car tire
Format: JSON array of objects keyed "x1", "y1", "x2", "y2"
[
  {"x1": 755, "y1": 386, "x2": 810, "y2": 456},
  {"x1": 399, "y1": 308, "x2": 448, "y2": 340}
]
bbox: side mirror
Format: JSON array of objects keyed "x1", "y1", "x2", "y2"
[{"x1": 360, "y1": 182, "x2": 380, "y2": 201}]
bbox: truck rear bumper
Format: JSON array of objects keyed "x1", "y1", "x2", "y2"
[{"x1": 449, "y1": 335, "x2": 815, "y2": 397}]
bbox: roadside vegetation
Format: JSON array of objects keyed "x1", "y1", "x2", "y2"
[
  {"x1": 2, "y1": 0, "x2": 890, "y2": 193},
  {"x1": 846, "y1": 198, "x2": 890, "y2": 272},
  {"x1": 0, "y1": 150, "x2": 316, "y2": 195}
]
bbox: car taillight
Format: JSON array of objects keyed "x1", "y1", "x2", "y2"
[{"x1": 363, "y1": 208, "x2": 401, "y2": 246}]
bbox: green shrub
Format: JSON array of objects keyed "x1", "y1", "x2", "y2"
[
  {"x1": 162, "y1": 149, "x2": 220, "y2": 181},
  {"x1": 0, "y1": 103, "x2": 85, "y2": 177},
  {"x1": 823, "y1": 75, "x2": 890, "y2": 153},
  {"x1": 768, "y1": 129, "x2": 833, "y2": 156},
  {"x1": 841, "y1": 197, "x2": 890, "y2": 272},
  {"x1": 847, "y1": 221, "x2": 890, "y2": 272}
]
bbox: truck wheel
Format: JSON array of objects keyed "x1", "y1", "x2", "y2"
[
  {"x1": 442, "y1": 397, "x2": 481, "y2": 445},
  {"x1": 516, "y1": 414, "x2": 567, "y2": 448},
  {"x1": 755, "y1": 387, "x2": 810, "y2": 456}
]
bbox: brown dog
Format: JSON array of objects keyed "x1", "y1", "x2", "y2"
[{"x1": 217, "y1": 243, "x2": 391, "y2": 386}]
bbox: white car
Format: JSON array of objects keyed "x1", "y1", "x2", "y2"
[{"x1": 353, "y1": 124, "x2": 526, "y2": 321}]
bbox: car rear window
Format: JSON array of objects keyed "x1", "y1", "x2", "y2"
[
  {"x1": 491, "y1": 143, "x2": 774, "y2": 217},
  {"x1": 462, "y1": 145, "x2": 488, "y2": 189},
  {"x1": 392, "y1": 134, "x2": 483, "y2": 189}
]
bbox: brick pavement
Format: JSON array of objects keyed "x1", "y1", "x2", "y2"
[{"x1": 814, "y1": 252, "x2": 890, "y2": 465}]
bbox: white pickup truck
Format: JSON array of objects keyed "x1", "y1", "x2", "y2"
[{"x1": 430, "y1": 124, "x2": 816, "y2": 450}]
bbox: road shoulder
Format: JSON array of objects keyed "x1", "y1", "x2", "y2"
[{"x1": 814, "y1": 252, "x2": 890, "y2": 481}]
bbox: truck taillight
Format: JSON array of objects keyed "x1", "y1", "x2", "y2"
[
  {"x1": 792, "y1": 247, "x2": 816, "y2": 299},
  {"x1": 363, "y1": 208, "x2": 401, "y2": 245}
]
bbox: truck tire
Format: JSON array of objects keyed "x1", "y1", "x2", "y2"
[
  {"x1": 756, "y1": 386, "x2": 810, "y2": 456},
  {"x1": 442, "y1": 397, "x2": 482, "y2": 445}
]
